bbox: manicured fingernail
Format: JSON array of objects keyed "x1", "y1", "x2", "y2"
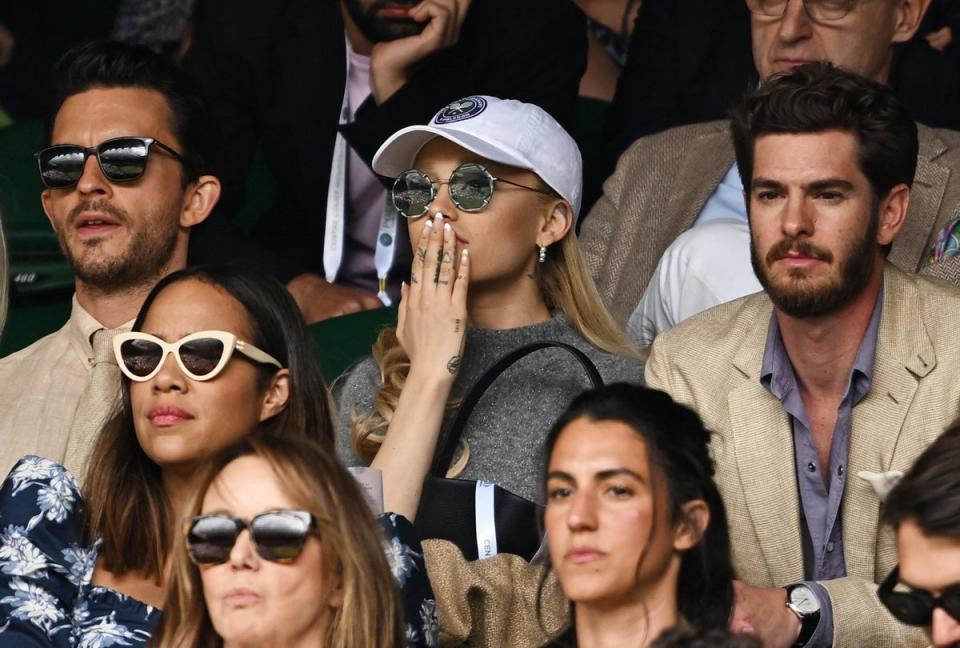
[
  {"x1": 424, "y1": 218, "x2": 433, "y2": 228},
  {"x1": 461, "y1": 249, "x2": 469, "y2": 260},
  {"x1": 434, "y1": 212, "x2": 444, "y2": 224},
  {"x1": 444, "y1": 223, "x2": 451, "y2": 232}
]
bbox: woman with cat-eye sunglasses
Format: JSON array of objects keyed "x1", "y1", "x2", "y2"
[{"x1": 0, "y1": 267, "x2": 336, "y2": 646}]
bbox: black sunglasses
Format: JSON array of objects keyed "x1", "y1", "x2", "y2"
[
  {"x1": 186, "y1": 510, "x2": 317, "y2": 565},
  {"x1": 879, "y1": 566, "x2": 960, "y2": 626},
  {"x1": 35, "y1": 136, "x2": 189, "y2": 189},
  {"x1": 391, "y1": 161, "x2": 556, "y2": 219}
]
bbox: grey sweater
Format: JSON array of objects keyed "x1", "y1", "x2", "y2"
[{"x1": 334, "y1": 315, "x2": 645, "y2": 503}]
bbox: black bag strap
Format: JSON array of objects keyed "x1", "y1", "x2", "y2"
[{"x1": 430, "y1": 342, "x2": 604, "y2": 477}]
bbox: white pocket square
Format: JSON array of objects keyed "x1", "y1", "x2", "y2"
[{"x1": 857, "y1": 470, "x2": 904, "y2": 500}]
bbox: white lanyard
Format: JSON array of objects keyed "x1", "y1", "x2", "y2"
[
  {"x1": 323, "y1": 35, "x2": 398, "y2": 306},
  {"x1": 474, "y1": 481, "x2": 499, "y2": 559}
]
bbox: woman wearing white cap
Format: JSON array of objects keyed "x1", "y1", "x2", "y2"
[{"x1": 335, "y1": 96, "x2": 643, "y2": 538}]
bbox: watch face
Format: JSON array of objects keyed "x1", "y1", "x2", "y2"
[{"x1": 790, "y1": 585, "x2": 820, "y2": 615}]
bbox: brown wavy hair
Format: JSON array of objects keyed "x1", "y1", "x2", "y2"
[
  {"x1": 150, "y1": 433, "x2": 404, "y2": 648},
  {"x1": 349, "y1": 189, "x2": 636, "y2": 475}
]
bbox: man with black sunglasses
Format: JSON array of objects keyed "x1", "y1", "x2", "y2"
[
  {"x1": 882, "y1": 421, "x2": 960, "y2": 647},
  {"x1": 182, "y1": 0, "x2": 585, "y2": 323},
  {"x1": 0, "y1": 41, "x2": 221, "y2": 479}
]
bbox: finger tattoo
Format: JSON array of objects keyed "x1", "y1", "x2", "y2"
[
  {"x1": 417, "y1": 247, "x2": 427, "y2": 262},
  {"x1": 442, "y1": 251, "x2": 453, "y2": 264},
  {"x1": 447, "y1": 355, "x2": 462, "y2": 374},
  {"x1": 454, "y1": 319, "x2": 463, "y2": 333}
]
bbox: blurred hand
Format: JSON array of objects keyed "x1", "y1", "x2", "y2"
[
  {"x1": 370, "y1": 0, "x2": 471, "y2": 104},
  {"x1": 396, "y1": 212, "x2": 469, "y2": 385},
  {"x1": 926, "y1": 26, "x2": 953, "y2": 52},
  {"x1": 286, "y1": 273, "x2": 383, "y2": 323},
  {"x1": 0, "y1": 24, "x2": 15, "y2": 68},
  {"x1": 730, "y1": 580, "x2": 801, "y2": 648}
]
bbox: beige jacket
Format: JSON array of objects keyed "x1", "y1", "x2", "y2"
[
  {"x1": 645, "y1": 266, "x2": 960, "y2": 648},
  {"x1": 580, "y1": 120, "x2": 960, "y2": 326}
]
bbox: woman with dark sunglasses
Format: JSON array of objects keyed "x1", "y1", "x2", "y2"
[
  {"x1": 0, "y1": 267, "x2": 432, "y2": 646},
  {"x1": 337, "y1": 96, "x2": 643, "y2": 538},
  {"x1": 880, "y1": 419, "x2": 960, "y2": 647},
  {"x1": 151, "y1": 434, "x2": 412, "y2": 647}
]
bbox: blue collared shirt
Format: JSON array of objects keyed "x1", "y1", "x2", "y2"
[
  {"x1": 759, "y1": 290, "x2": 883, "y2": 645},
  {"x1": 692, "y1": 163, "x2": 747, "y2": 227}
]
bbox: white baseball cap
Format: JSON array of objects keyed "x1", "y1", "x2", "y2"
[{"x1": 372, "y1": 96, "x2": 583, "y2": 216}]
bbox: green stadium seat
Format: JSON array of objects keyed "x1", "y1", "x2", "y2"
[{"x1": 310, "y1": 306, "x2": 398, "y2": 383}]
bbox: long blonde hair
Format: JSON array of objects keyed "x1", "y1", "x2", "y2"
[
  {"x1": 350, "y1": 190, "x2": 636, "y2": 475},
  {"x1": 150, "y1": 433, "x2": 403, "y2": 648}
]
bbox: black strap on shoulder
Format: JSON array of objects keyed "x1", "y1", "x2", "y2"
[{"x1": 430, "y1": 342, "x2": 604, "y2": 477}]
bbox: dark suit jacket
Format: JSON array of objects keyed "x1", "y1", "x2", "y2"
[
  {"x1": 596, "y1": 0, "x2": 755, "y2": 187},
  {"x1": 183, "y1": 0, "x2": 586, "y2": 282}
]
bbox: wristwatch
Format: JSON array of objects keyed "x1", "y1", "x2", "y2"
[{"x1": 785, "y1": 584, "x2": 821, "y2": 647}]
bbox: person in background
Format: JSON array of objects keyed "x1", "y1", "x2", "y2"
[
  {"x1": 183, "y1": 0, "x2": 586, "y2": 323},
  {"x1": 112, "y1": 0, "x2": 197, "y2": 60},
  {"x1": 152, "y1": 434, "x2": 427, "y2": 647},
  {"x1": 586, "y1": 0, "x2": 754, "y2": 213},
  {"x1": 336, "y1": 97, "x2": 642, "y2": 540},
  {"x1": 881, "y1": 420, "x2": 960, "y2": 648},
  {"x1": 0, "y1": 266, "x2": 333, "y2": 645},
  {"x1": 891, "y1": 0, "x2": 960, "y2": 130},
  {"x1": 580, "y1": 0, "x2": 960, "y2": 336},
  {"x1": 575, "y1": 0, "x2": 642, "y2": 102},
  {"x1": 573, "y1": 0, "x2": 643, "y2": 217}
]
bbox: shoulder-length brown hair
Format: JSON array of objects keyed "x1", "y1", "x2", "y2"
[
  {"x1": 82, "y1": 266, "x2": 334, "y2": 582},
  {"x1": 150, "y1": 433, "x2": 404, "y2": 648}
]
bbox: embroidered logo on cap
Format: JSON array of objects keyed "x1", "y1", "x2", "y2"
[{"x1": 434, "y1": 96, "x2": 488, "y2": 124}]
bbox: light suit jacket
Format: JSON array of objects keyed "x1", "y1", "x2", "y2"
[
  {"x1": 645, "y1": 265, "x2": 960, "y2": 647},
  {"x1": 423, "y1": 266, "x2": 960, "y2": 648},
  {"x1": 580, "y1": 120, "x2": 960, "y2": 327}
]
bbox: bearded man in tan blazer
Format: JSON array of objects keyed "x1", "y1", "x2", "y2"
[
  {"x1": 643, "y1": 64, "x2": 960, "y2": 647},
  {"x1": 417, "y1": 65, "x2": 960, "y2": 648},
  {"x1": 579, "y1": 0, "x2": 960, "y2": 329}
]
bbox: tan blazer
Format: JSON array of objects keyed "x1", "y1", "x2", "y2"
[
  {"x1": 580, "y1": 120, "x2": 960, "y2": 327},
  {"x1": 645, "y1": 266, "x2": 960, "y2": 648}
]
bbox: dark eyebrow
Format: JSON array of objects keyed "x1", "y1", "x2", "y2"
[
  {"x1": 751, "y1": 177, "x2": 786, "y2": 192},
  {"x1": 806, "y1": 178, "x2": 854, "y2": 193},
  {"x1": 546, "y1": 468, "x2": 646, "y2": 484},
  {"x1": 596, "y1": 468, "x2": 646, "y2": 484}
]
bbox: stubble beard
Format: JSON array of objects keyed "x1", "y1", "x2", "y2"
[
  {"x1": 343, "y1": 0, "x2": 424, "y2": 43},
  {"x1": 750, "y1": 211, "x2": 880, "y2": 319},
  {"x1": 59, "y1": 199, "x2": 181, "y2": 295}
]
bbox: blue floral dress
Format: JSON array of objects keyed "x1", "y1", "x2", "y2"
[{"x1": 0, "y1": 456, "x2": 438, "y2": 647}]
